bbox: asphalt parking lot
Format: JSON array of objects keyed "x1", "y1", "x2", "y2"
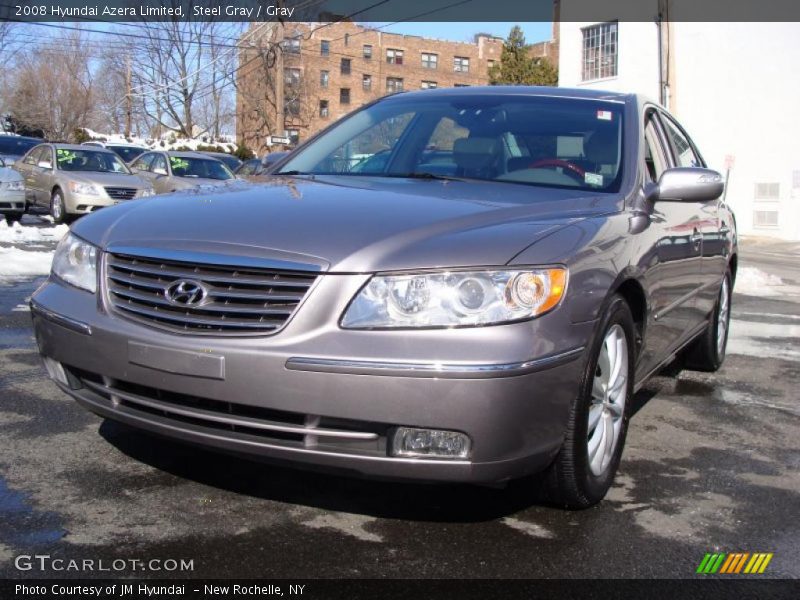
[{"x1": 0, "y1": 219, "x2": 798, "y2": 580}]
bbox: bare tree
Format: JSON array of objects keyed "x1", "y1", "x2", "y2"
[{"x1": 5, "y1": 33, "x2": 94, "y2": 140}]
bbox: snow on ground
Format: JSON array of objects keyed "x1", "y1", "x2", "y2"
[
  {"x1": 0, "y1": 219, "x2": 64, "y2": 283},
  {"x1": 0, "y1": 220, "x2": 69, "y2": 244},
  {"x1": 734, "y1": 266, "x2": 785, "y2": 296},
  {"x1": 81, "y1": 129, "x2": 236, "y2": 153},
  {"x1": 0, "y1": 245, "x2": 53, "y2": 282}
]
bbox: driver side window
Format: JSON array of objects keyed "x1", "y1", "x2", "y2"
[
  {"x1": 643, "y1": 113, "x2": 668, "y2": 183},
  {"x1": 132, "y1": 153, "x2": 154, "y2": 172}
]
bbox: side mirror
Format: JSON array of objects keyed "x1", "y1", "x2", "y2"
[
  {"x1": 37, "y1": 160, "x2": 53, "y2": 170},
  {"x1": 657, "y1": 167, "x2": 724, "y2": 202}
]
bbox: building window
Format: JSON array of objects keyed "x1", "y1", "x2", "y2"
[
  {"x1": 362, "y1": 74, "x2": 372, "y2": 91},
  {"x1": 340, "y1": 58, "x2": 351, "y2": 75},
  {"x1": 487, "y1": 59, "x2": 496, "y2": 70},
  {"x1": 753, "y1": 210, "x2": 779, "y2": 228},
  {"x1": 421, "y1": 80, "x2": 437, "y2": 89},
  {"x1": 421, "y1": 52, "x2": 438, "y2": 69},
  {"x1": 363, "y1": 44, "x2": 372, "y2": 59},
  {"x1": 283, "y1": 68, "x2": 301, "y2": 87},
  {"x1": 344, "y1": 33, "x2": 350, "y2": 46},
  {"x1": 386, "y1": 49, "x2": 404, "y2": 65},
  {"x1": 340, "y1": 88, "x2": 351, "y2": 104},
  {"x1": 319, "y1": 100, "x2": 329, "y2": 118},
  {"x1": 754, "y1": 182, "x2": 780, "y2": 200},
  {"x1": 282, "y1": 38, "x2": 301, "y2": 55},
  {"x1": 284, "y1": 129, "x2": 300, "y2": 146},
  {"x1": 320, "y1": 70, "x2": 329, "y2": 88},
  {"x1": 454, "y1": 83, "x2": 470, "y2": 87},
  {"x1": 454, "y1": 56, "x2": 470, "y2": 73},
  {"x1": 582, "y1": 22, "x2": 618, "y2": 81},
  {"x1": 386, "y1": 77, "x2": 404, "y2": 93},
  {"x1": 320, "y1": 40, "x2": 330, "y2": 56},
  {"x1": 285, "y1": 97, "x2": 301, "y2": 117}
]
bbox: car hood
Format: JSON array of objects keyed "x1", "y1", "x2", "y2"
[
  {"x1": 72, "y1": 176, "x2": 620, "y2": 273},
  {"x1": 0, "y1": 166, "x2": 23, "y2": 183},
  {"x1": 62, "y1": 171, "x2": 150, "y2": 188}
]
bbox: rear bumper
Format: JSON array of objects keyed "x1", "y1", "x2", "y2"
[
  {"x1": 31, "y1": 277, "x2": 592, "y2": 484},
  {"x1": 0, "y1": 189, "x2": 25, "y2": 212}
]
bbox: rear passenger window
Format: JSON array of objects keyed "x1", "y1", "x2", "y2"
[{"x1": 661, "y1": 116, "x2": 701, "y2": 168}]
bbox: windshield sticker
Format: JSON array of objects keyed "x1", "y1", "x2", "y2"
[
  {"x1": 597, "y1": 110, "x2": 613, "y2": 121},
  {"x1": 56, "y1": 149, "x2": 76, "y2": 163},
  {"x1": 170, "y1": 157, "x2": 189, "y2": 171},
  {"x1": 585, "y1": 172, "x2": 604, "y2": 187}
]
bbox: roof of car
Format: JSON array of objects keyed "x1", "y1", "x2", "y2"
[
  {"x1": 0, "y1": 134, "x2": 43, "y2": 141},
  {"x1": 387, "y1": 85, "x2": 634, "y2": 103},
  {"x1": 142, "y1": 150, "x2": 218, "y2": 159},
  {"x1": 50, "y1": 143, "x2": 117, "y2": 153}
]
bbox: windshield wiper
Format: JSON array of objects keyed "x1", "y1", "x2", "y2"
[
  {"x1": 386, "y1": 172, "x2": 469, "y2": 182},
  {"x1": 275, "y1": 170, "x2": 313, "y2": 176}
]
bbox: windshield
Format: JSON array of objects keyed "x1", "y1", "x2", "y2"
[
  {"x1": 56, "y1": 149, "x2": 131, "y2": 174},
  {"x1": 108, "y1": 145, "x2": 146, "y2": 163},
  {"x1": 278, "y1": 94, "x2": 624, "y2": 192},
  {"x1": 169, "y1": 156, "x2": 234, "y2": 180},
  {"x1": 0, "y1": 136, "x2": 40, "y2": 157}
]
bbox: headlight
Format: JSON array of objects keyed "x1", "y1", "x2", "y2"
[
  {"x1": 341, "y1": 268, "x2": 567, "y2": 329},
  {"x1": 139, "y1": 188, "x2": 155, "y2": 197},
  {"x1": 3, "y1": 180, "x2": 24, "y2": 191},
  {"x1": 68, "y1": 181, "x2": 100, "y2": 196},
  {"x1": 52, "y1": 233, "x2": 98, "y2": 293}
]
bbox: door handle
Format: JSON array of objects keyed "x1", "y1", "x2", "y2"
[{"x1": 690, "y1": 229, "x2": 702, "y2": 248}]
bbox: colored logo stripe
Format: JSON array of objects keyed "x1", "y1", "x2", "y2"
[{"x1": 697, "y1": 552, "x2": 773, "y2": 574}]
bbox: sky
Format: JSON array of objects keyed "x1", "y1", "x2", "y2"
[{"x1": 375, "y1": 21, "x2": 553, "y2": 44}]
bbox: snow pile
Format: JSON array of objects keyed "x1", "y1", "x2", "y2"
[
  {"x1": 0, "y1": 220, "x2": 69, "y2": 244},
  {"x1": 734, "y1": 266, "x2": 784, "y2": 296},
  {"x1": 0, "y1": 246, "x2": 53, "y2": 282},
  {"x1": 81, "y1": 128, "x2": 237, "y2": 153}
]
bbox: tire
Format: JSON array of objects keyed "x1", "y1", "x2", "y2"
[
  {"x1": 50, "y1": 189, "x2": 67, "y2": 224},
  {"x1": 684, "y1": 269, "x2": 732, "y2": 372},
  {"x1": 544, "y1": 294, "x2": 635, "y2": 509},
  {"x1": 4, "y1": 212, "x2": 23, "y2": 225}
]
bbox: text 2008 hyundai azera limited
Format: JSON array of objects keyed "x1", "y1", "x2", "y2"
[{"x1": 31, "y1": 87, "x2": 736, "y2": 507}]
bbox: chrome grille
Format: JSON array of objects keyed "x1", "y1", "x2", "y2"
[
  {"x1": 105, "y1": 253, "x2": 317, "y2": 335},
  {"x1": 104, "y1": 187, "x2": 138, "y2": 201}
]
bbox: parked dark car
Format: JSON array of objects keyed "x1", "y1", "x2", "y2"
[
  {"x1": 0, "y1": 134, "x2": 43, "y2": 166},
  {"x1": 198, "y1": 151, "x2": 243, "y2": 173},
  {"x1": 234, "y1": 151, "x2": 290, "y2": 178},
  {"x1": 30, "y1": 87, "x2": 736, "y2": 507}
]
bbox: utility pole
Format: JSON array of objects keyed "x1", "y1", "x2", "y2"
[
  {"x1": 125, "y1": 54, "x2": 132, "y2": 139},
  {"x1": 275, "y1": 23, "x2": 285, "y2": 147}
]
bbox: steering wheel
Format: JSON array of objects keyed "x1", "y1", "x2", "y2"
[{"x1": 528, "y1": 158, "x2": 586, "y2": 182}]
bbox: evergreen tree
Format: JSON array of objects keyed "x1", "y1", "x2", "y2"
[{"x1": 489, "y1": 26, "x2": 558, "y2": 86}]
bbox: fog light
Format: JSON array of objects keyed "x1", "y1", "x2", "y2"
[
  {"x1": 42, "y1": 357, "x2": 68, "y2": 385},
  {"x1": 390, "y1": 427, "x2": 471, "y2": 459}
]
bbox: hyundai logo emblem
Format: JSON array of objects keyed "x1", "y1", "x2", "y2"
[{"x1": 165, "y1": 279, "x2": 208, "y2": 306}]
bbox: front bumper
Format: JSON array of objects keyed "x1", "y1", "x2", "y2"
[
  {"x1": 31, "y1": 276, "x2": 592, "y2": 483},
  {"x1": 0, "y1": 189, "x2": 26, "y2": 212},
  {"x1": 66, "y1": 191, "x2": 149, "y2": 213}
]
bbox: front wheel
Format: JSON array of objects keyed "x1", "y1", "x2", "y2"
[
  {"x1": 544, "y1": 295, "x2": 635, "y2": 508},
  {"x1": 4, "y1": 212, "x2": 23, "y2": 225},
  {"x1": 50, "y1": 189, "x2": 67, "y2": 224}
]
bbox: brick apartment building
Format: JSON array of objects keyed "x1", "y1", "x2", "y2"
[{"x1": 237, "y1": 21, "x2": 508, "y2": 154}]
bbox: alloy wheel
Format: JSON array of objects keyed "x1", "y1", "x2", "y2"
[{"x1": 588, "y1": 324, "x2": 629, "y2": 476}]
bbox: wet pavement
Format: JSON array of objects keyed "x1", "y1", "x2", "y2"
[{"x1": 0, "y1": 233, "x2": 798, "y2": 580}]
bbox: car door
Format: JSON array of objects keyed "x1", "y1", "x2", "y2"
[
  {"x1": 660, "y1": 113, "x2": 727, "y2": 319},
  {"x1": 36, "y1": 146, "x2": 56, "y2": 205},
  {"x1": 131, "y1": 152, "x2": 156, "y2": 187},
  {"x1": 17, "y1": 146, "x2": 45, "y2": 205},
  {"x1": 636, "y1": 109, "x2": 706, "y2": 379},
  {"x1": 150, "y1": 154, "x2": 171, "y2": 193}
]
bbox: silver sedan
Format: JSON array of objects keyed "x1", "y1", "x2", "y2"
[
  {"x1": 13, "y1": 144, "x2": 155, "y2": 224},
  {"x1": 0, "y1": 156, "x2": 26, "y2": 224}
]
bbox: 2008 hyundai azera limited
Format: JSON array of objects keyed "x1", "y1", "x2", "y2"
[{"x1": 31, "y1": 87, "x2": 736, "y2": 507}]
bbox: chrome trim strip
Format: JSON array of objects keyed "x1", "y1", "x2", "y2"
[
  {"x1": 105, "y1": 245, "x2": 325, "y2": 273},
  {"x1": 30, "y1": 300, "x2": 92, "y2": 336},
  {"x1": 81, "y1": 379, "x2": 379, "y2": 440},
  {"x1": 285, "y1": 347, "x2": 585, "y2": 379}
]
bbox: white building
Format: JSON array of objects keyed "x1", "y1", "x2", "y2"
[{"x1": 558, "y1": 7, "x2": 800, "y2": 240}]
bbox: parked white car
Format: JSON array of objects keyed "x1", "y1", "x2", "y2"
[{"x1": 0, "y1": 156, "x2": 26, "y2": 224}]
